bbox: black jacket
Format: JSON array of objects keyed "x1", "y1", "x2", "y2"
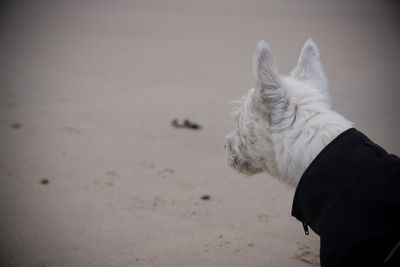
[{"x1": 291, "y1": 128, "x2": 400, "y2": 267}]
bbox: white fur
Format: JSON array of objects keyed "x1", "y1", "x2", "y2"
[{"x1": 225, "y1": 38, "x2": 352, "y2": 186}]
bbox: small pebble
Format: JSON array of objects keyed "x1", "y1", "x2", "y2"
[
  {"x1": 201, "y1": 195, "x2": 210, "y2": 201},
  {"x1": 11, "y1": 123, "x2": 21, "y2": 129}
]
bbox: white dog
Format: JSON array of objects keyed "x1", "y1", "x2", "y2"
[
  {"x1": 225, "y1": 38, "x2": 352, "y2": 185},
  {"x1": 224, "y1": 39, "x2": 400, "y2": 267}
]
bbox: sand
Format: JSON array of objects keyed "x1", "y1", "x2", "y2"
[{"x1": 1, "y1": 1, "x2": 399, "y2": 266}]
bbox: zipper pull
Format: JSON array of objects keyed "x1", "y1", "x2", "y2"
[{"x1": 302, "y1": 222, "x2": 309, "y2": 235}]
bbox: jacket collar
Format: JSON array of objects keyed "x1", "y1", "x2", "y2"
[{"x1": 291, "y1": 128, "x2": 387, "y2": 235}]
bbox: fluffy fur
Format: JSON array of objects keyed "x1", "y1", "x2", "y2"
[{"x1": 225, "y1": 39, "x2": 353, "y2": 186}]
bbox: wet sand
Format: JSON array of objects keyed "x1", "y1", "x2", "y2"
[{"x1": 0, "y1": 1, "x2": 399, "y2": 266}]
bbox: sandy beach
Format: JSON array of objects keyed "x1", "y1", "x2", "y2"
[{"x1": 1, "y1": 1, "x2": 399, "y2": 266}]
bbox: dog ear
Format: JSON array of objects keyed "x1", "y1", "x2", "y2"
[
  {"x1": 291, "y1": 38, "x2": 328, "y2": 91},
  {"x1": 253, "y1": 41, "x2": 286, "y2": 114}
]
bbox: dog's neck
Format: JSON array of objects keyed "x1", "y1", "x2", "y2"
[{"x1": 274, "y1": 112, "x2": 353, "y2": 186}]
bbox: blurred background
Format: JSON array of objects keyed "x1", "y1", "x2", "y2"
[{"x1": 1, "y1": 0, "x2": 399, "y2": 266}]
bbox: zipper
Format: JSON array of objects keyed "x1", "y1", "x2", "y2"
[
  {"x1": 302, "y1": 222, "x2": 309, "y2": 235},
  {"x1": 384, "y1": 240, "x2": 400, "y2": 264}
]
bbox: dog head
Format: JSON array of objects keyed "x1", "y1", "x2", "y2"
[{"x1": 225, "y1": 39, "x2": 339, "y2": 181}]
